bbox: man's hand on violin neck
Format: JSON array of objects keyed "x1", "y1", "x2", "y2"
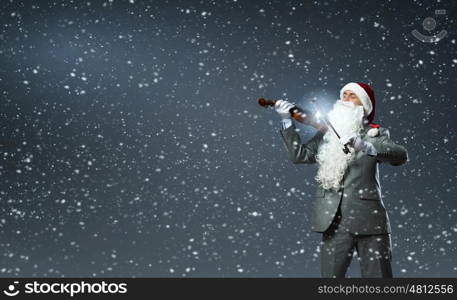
[{"x1": 274, "y1": 99, "x2": 295, "y2": 120}]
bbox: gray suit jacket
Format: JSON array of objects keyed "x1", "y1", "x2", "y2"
[{"x1": 279, "y1": 122, "x2": 408, "y2": 235}]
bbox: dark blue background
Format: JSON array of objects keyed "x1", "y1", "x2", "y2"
[{"x1": 0, "y1": 0, "x2": 455, "y2": 277}]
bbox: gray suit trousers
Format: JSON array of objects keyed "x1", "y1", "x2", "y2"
[{"x1": 320, "y1": 205, "x2": 393, "y2": 278}]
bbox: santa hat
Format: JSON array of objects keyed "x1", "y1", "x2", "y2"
[{"x1": 339, "y1": 82, "x2": 380, "y2": 132}]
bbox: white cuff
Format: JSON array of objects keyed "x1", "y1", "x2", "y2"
[
  {"x1": 281, "y1": 118, "x2": 293, "y2": 129},
  {"x1": 364, "y1": 142, "x2": 377, "y2": 157}
]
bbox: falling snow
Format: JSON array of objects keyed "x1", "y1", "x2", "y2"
[{"x1": 0, "y1": 0, "x2": 455, "y2": 278}]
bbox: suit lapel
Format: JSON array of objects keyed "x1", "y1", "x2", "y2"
[{"x1": 360, "y1": 123, "x2": 372, "y2": 139}]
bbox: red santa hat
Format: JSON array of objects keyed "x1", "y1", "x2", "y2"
[{"x1": 339, "y1": 82, "x2": 380, "y2": 130}]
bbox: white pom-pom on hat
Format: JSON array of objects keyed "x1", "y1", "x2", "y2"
[{"x1": 367, "y1": 127, "x2": 379, "y2": 137}]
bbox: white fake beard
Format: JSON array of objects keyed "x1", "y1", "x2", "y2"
[{"x1": 315, "y1": 100, "x2": 364, "y2": 191}]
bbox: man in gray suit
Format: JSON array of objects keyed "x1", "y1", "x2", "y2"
[{"x1": 275, "y1": 82, "x2": 408, "y2": 278}]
